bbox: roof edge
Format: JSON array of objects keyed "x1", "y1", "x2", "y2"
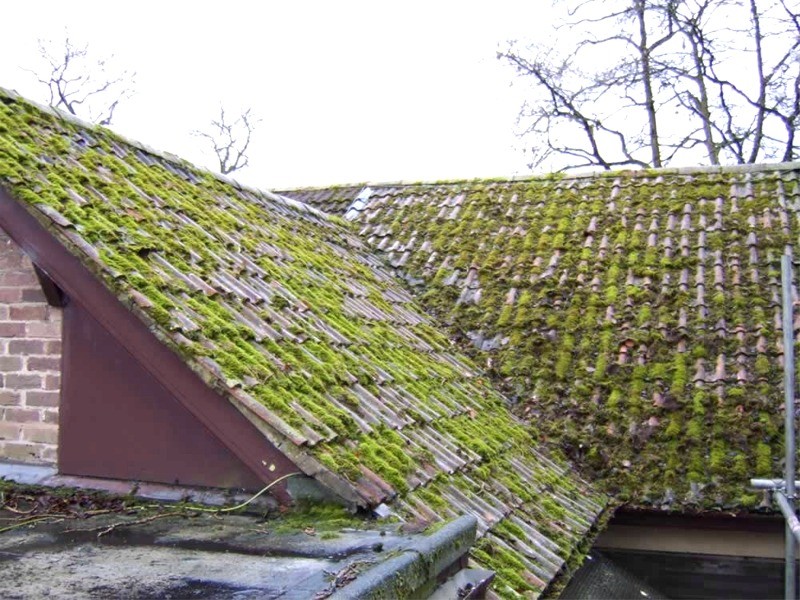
[
  {"x1": 228, "y1": 393, "x2": 375, "y2": 508},
  {"x1": 541, "y1": 502, "x2": 618, "y2": 598}
]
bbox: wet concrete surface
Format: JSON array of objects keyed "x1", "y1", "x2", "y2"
[{"x1": 0, "y1": 510, "x2": 410, "y2": 599}]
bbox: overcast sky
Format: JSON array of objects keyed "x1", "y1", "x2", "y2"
[{"x1": 0, "y1": 2, "x2": 556, "y2": 190}]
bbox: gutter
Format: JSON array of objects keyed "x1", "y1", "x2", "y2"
[{"x1": 333, "y1": 515, "x2": 478, "y2": 600}]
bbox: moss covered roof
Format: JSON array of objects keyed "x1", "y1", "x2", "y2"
[
  {"x1": 284, "y1": 165, "x2": 800, "y2": 512},
  {"x1": 0, "y1": 88, "x2": 606, "y2": 598}
]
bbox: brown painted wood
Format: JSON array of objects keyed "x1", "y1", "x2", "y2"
[
  {"x1": 612, "y1": 507, "x2": 784, "y2": 533},
  {"x1": 60, "y1": 302, "x2": 266, "y2": 489},
  {"x1": 0, "y1": 188, "x2": 298, "y2": 496},
  {"x1": 33, "y1": 265, "x2": 66, "y2": 308}
]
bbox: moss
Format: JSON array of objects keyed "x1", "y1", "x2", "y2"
[
  {"x1": 0, "y1": 89, "x2": 642, "y2": 597},
  {"x1": 670, "y1": 354, "x2": 688, "y2": 397},
  {"x1": 495, "y1": 519, "x2": 527, "y2": 542},
  {"x1": 665, "y1": 415, "x2": 681, "y2": 438},
  {"x1": 755, "y1": 442, "x2": 772, "y2": 476},
  {"x1": 755, "y1": 355, "x2": 771, "y2": 377},
  {"x1": 270, "y1": 501, "x2": 366, "y2": 534},
  {"x1": 472, "y1": 538, "x2": 540, "y2": 598}
]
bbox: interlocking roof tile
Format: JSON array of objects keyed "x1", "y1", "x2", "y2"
[
  {"x1": 0, "y1": 88, "x2": 606, "y2": 599},
  {"x1": 285, "y1": 165, "x2": 800, "y2": 512}
]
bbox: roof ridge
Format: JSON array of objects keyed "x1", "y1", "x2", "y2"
[
  {"x1": 0, "y1": 86, "x2": 334, "y2": 223},
  {"x1": 279, "y1": 161, "x2": 800, "y2": 193}
]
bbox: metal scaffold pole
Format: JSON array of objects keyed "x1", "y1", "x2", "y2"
[
  {"x1": 749, "y1": 255, "x2": 799, "y2": 599},
  {"x1": 783, "y1": 254, "x2": 797, "y2": 600}
]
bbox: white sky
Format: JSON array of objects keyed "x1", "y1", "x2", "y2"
[{"x1": 0, "y1": 2, "x2": 556, "y2": 189}]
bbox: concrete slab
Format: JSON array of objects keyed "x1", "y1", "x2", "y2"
[{"x1": 0, "y1": 462, "x2": 56, "y2": 485}]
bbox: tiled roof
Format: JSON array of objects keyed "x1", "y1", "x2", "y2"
[
  {"x1": 285, "y1": 166, "x2": 800, "y2": 511},
  {"x1": 0, "y1": 89, "x2": 606, "y2": 598}
]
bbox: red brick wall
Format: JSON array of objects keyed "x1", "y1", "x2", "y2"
[{"x1": 0, "y1": 227, "x2": 61, "y2": 464}]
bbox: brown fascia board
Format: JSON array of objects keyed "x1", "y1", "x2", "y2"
[
  {"x1": 611, "y1": 507, "x2": 784, "y2": 533},
  {"x1": 0, "y1": 187, "x2": 300, "y2": 498}
]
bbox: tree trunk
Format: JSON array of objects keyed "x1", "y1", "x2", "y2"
[
  {"x1": 635, "y1": 0, "x2": 663, "y2": 168},
  {"x1": 687, "y1": 32, "x2": 720, "y2": 165},
  {"x1": 747, "y1": 0, "x2": 767, "y2": 163}
]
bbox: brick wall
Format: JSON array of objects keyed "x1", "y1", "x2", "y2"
[{"x1": 0, "y1": 227, "x2": 62, "y2": 464}]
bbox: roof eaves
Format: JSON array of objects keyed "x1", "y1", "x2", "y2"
[{"x1": 228, "y1": 392, "x2": 375, "y2": 508}]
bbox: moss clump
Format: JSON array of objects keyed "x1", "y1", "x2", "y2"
[{"x1": 270, "y1": 501, "x2": 366, "y2": 534}]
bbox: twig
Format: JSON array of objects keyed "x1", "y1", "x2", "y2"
[
  {"x1": 0, "y1": 516, "x2": 65, "y2": 534},
  {"x1": 3, "y1": 505, "x2": 37, "y2": 515},
  {"x1": 83, "y1": 509, "x2": 116, "y2": 517},
  {"x1": 94, "y1": 511, "x2": 185, "y2": 539}
]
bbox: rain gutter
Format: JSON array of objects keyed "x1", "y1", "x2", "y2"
[{"x1": 333, "y1": 515, "x2": 478, "y2": 600}]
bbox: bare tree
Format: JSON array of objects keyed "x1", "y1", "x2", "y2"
[
  {"x1": 30, "y1": 36, "x2": 135, "y2": 126},
  {"x1": 194, "y1": 107, "x2": 259, "y2": 175},
  {"x1": 500, "y1": 0, "x2": 800, "y2": 171},
  {"x1": 659, "y1": 0, "x2": 800, "y2": 165}
]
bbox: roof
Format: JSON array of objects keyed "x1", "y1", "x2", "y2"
[
  {"x1": 0, "y1": 477, "x2": 478, "y2": 599},
  {"x1": 282, "y1": 165, "x2": 800, "y2": 511},
  {"x1": 0, "y1": 88, "x2": 606, "y2": 598}
]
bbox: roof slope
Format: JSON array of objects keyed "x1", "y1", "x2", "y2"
[
  {"x1": 0, "y1": 89, "x2": 605, "y2": 598},
  {"x1": 285, "y1": 167, "x2": 800, "y2": 511}
]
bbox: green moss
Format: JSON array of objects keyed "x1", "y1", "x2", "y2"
[
  {"x1": 17, "y1": 90, "x2": 756, "y2": 597},
  {"x1": 665, "y1": 415, "x2": 681, "y2": 438},
  {"x1": 755, "y1": 442, "x2": 772, "y2": 476},
  {"x1": 495, "y1": 519, "x2": 527, "y2": 541},
  {"x1": 755, "y1": 355, "x2": 771, "y2": 377},
  {"x1": 270, "y1": 501, "x2": 366, "y2": 534},
  {"x1": 670, "y1": 354, "x2": 688, "y2": 398},
  {"x1": 472, "y1": 538, "x2": 540, "y2": 598}
]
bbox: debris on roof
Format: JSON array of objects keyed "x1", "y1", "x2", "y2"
[
  {"x1": 284, "y1": 165, "x2": 800, "y2": 512},
  {"x1": 0, "y1": 88, "x2": 607, "y2": 598}
]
